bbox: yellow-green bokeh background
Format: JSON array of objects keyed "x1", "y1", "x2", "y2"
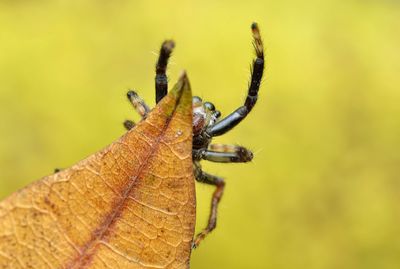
[{"x1": 1, "y1": 1, "x2": 399, "y2": 268}]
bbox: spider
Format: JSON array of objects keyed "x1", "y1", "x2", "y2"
[{"x1": 123, "y1": 23, "x2": 264, "y2": 248}]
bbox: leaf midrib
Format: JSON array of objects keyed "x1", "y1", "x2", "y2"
[{"x1": 66, "y1": 98, "x2": 183, "y2": 269}]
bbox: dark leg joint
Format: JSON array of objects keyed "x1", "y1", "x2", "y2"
[
  {"x1": 244, "y1": 95, "x2": 258, "y2": 111},
  {"x1": 155, "y1": 74, "x2": 168, "y2": 103}
]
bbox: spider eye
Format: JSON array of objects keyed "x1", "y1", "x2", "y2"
[
  {"x1": 213, "y1": 110, "x2": 221, "y2": 119},
  {"x1": 192, "y1": 96, "x2": 202, "y2": 107},
  {"x1": 204, "y1": 102, "x2": 215, "y2": 111}
]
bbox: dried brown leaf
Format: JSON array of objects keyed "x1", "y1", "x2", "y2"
[{"x1": 0, "y1": 74, "x2": 195, "y2": 269}]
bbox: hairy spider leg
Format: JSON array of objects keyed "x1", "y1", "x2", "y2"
[
  {"x1": 206, "y1": 22, "x2": 264, "y2": 137},
  {"x1": 192, "y1": 162, "x2": 225, "y2": 248},
  {"x1": 193, "y1": 144, "x2": 253, "y2": 163},
  {"x1": 127, "y1": 90, "x2": 151, "y2": 118},
  {"x1": 192, "y1": 23, "x2": 265, "y2": 248},
  {"x1": 155, "y1": 40, "x2": 175, "y2": 103},
  {"x1": 123, "y1": 90, "x2": 151, "y2": 131}
]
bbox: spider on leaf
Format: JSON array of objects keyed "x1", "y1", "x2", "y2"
[{"x1": 123, "y1": 22, "x2": 264, "y2": 248}]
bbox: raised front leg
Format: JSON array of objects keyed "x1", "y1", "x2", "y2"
[
  {"x1": 155, "y1": 40, "x2": 175, "y2": 103},
  {"x1": 206, "y1": 23, "x2": 264, "y2": 137},
  {"x1": 193, "y1": 162, "x2": 225, "y2": 248}
]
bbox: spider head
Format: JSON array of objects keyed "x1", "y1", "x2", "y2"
[{"x1": 192, "y1": 96, "x2": 221, "y2": 148}]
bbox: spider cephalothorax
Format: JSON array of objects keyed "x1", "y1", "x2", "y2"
[
  {"x1": 191, "y1": 96, "x2": 221, "y2": 149},
  {"x1": 191, "y1": 96, "x2": 254, "y2": 162},
  {"x1": 124, "y1": 23, "x2": 264, "y2": 248}
]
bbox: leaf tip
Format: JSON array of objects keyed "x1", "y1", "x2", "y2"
[{"x1": 170, "y1": 70, "x2": 191, "y2": 101}]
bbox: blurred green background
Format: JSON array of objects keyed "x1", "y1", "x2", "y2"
[{"x1": 1, "y1": 0, "x2": 399, "y2": 268}]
